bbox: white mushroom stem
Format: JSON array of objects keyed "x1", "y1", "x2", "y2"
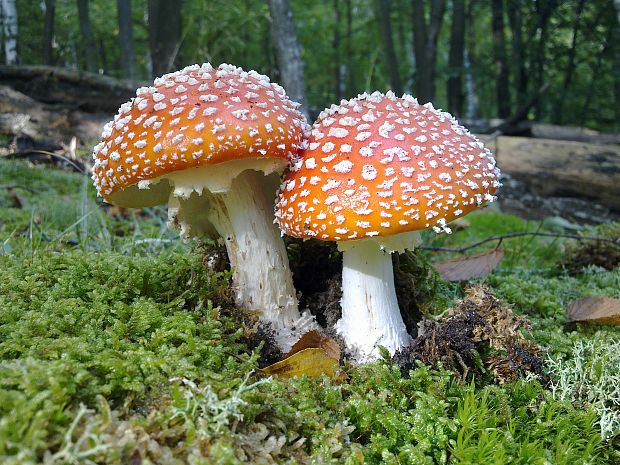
[
  {"x1": 336, "y1": 235, "x2": 420, "y2": 362},
  {"x1": 202, "y1": 170, "x2": 316, "y2": 351}
]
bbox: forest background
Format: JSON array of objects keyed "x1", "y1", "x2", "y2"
[{"x1": 1, "y1": 0, "x2": 618, "y2": 132}]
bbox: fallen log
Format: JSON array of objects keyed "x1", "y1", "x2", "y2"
[
  {"x1": 515, "y1": 122, "x2": 620, "y2": 145},
  {"x1": 0, "y1": 65, "x2": 145, "y2": 113},
  {"x1": 489, "y1": 136, "x2": 620, "y2": 211},
  {"x1": 0, "y1": 85, "x2": 108, "y2": 149}
]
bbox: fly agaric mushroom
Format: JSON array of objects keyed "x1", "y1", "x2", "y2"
[
  {"x1": 275, "y1": 91, "x2": 500, "y2": 361},
  {"x1": 92, "y1": 63, "x2": 316, "y2": 350}
]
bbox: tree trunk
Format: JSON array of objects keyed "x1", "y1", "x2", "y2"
[
  {"x1": 464, "y1": 0, "x2": 479, "y2": 119},
  {"x1": 614, "y1": 0, "x2": 620, "y2": 130},
  {"x1": 533, "y1": 0, "x2": 557, "y2": 120},
  {"x1": 376, "y1": 0, "x2": 402, "y2": 94},
  {"x1": 267, "y1": 0, "x2": 309, "y2": 120},
  {"x1": 507, "y1": 0, "x2": 526, "y2": 107},
  {"x1": 76, "y1": 0, "x2": 98, "y2": 73},
  {"x1": 147, "y1": 0, "x2": 181, "y2": 78},
  {"x1": 98, "y1": 38, "x2": 108, "y2": 75},
  {"x1": 491, "y1": 0, "x2": 510, "y2": 118},
  {"x1": 1, "y1": 0, "x2": 18, "y2": 64},
  {"x1": 554, "y1": 0, "x2": 586, "y2": 124},
  {"x1": 579, "y1": 26, "x2": 611, "y2": 128},
  {"x1": 117, "y1": 0, "x2": 135, "y2": 79},
  {"x1": 412, "y1": 0, "x2": 446, "y2": 103},
  {"x1": 0, "y1": 64, "x2": 145, "y2": 113},
  {"x1": 447, "y1": 0, "x2": 465, "y2": 117},
  {"x1": 43, "y1": 0, "x2": 55, "y2": 66},
  {"x1": 333, "y1": 0, "x2": 343, "y2": 101},
  {"x1": 346, "y1": 0, "x2": 355, "y2": 94}
]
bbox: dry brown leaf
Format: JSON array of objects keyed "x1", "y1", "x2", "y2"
[
  {"x1": 261, "y1": 348, "x2": 339, "y2": 379},
  {"x1": 567, "y1": 297, "x2": 620, "y2": 325},
  {"x1": 286, "y1": 330, "x2": 341, "y2": 360},
  {"x1": 433, "y1": 249, "x2": 504, "y2": 281}
]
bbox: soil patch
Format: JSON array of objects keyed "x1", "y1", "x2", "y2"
[{"x1": 394, "y1": 285, "x2": 543, "y2": 383}]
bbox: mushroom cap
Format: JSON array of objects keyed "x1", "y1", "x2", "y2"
[
  {"x1": 275, "y1": 92, "x2": 500, "y2": 242},
  {"x1": 92, "y1": 63, "x2": 307, "y2": 206}
]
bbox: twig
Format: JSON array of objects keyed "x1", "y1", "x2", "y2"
[
  {"x1": 420, "y1": 231, "x2": 620, "y2": 254},
  {"x1": 5, "y1": 150, "x2": 88, "y2": 174}
]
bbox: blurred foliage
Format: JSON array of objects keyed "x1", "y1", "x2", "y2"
[{"x1": 8, "y1": 0, "x2": 620, "y2": 131}]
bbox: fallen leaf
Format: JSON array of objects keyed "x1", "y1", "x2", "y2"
[
  {"x1": 433, "y1": 249, "x2": 504, "y2": 281},
  {"x1": 286, "y1": 330, "x2": 341, "y2": 360},
  {"x1": 567, "y1": 297, "x2": 620, "y2": 325},
  {"x1": 262, "y1": 348, "x2": 339, "y2": 379}
]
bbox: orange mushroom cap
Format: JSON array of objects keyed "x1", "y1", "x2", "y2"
[
  {"x1": 92, "y1": 63, "x2": 307, "y2": 204},
  {"x1": 275, "y1": 92, "x2": 500, "y2": 241}
]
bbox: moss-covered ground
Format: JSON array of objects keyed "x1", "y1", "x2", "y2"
[{"x1": 1, "y1": 159, "x2": 620, "y2": 464}]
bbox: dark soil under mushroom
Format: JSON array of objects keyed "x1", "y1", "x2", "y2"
[
  {"x1": 393, "y1": 285, "x2": 544, "y2": 383},
  {"x1": 210, "y1": 238, "x2": 543, "y2": 381}
]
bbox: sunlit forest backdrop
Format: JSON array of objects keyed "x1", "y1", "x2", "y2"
[{"x1": 4, "y1": 0, "x2": 619, "y2": 131}]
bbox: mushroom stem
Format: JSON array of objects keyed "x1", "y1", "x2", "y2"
[
  {"x1": 207, "y1": 170, "x2": 315, "y2": 350},
  {"x1": 336, "y1": 239, "x2": 412, "y2": 362}
]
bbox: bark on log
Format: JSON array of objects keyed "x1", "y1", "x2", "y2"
[
  {"x1": 488, "y1": 136, "x2": 620, "y2": 210},
  {"x1": 0, "y1": 65, "x2": 144, "y2": 113},
  {"x1": 468, "y1": 119, "x2": 620, "y2": 145},
  {"x1": 516, "y1": 122, "x2": 620, "y2": 145},
  {"x1": 0, "y1": 85, "x2": 108, "y2": 152}
]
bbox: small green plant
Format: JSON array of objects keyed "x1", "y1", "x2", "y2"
[
  {"x1": 169, "y1": 372, "x2": 272, "y2": 439},
  {"x1": 547, "y1": 336, "x2": 620, "y2": 440},
  {"x1": 43, "y1": 404, "x2": 109, "y2": 465}
]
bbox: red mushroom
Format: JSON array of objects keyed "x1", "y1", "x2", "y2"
[
  {"x1": 92, "y1": 63, "x2": 316, "y2": 350},
  {"x1": 276, "y1": 91, "x2": 500, "y2": 361}
]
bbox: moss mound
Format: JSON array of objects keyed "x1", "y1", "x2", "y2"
[{"x1": 1, "y1": 160, "x2": 619, "y2": 464}]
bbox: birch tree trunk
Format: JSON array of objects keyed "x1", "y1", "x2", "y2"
[
  {"x1": 447, "y1": 0, "x2": 465, "y2": 118},
  {"x1": 267, "y1": 0, "x2": 309, "y2": 120},
  {"x1": 376, "y1": 0, "x2": 402, "y2": 95},
  {"x1": 77, "y1": 0, "x2": 98, "y2": 73},
  {"x1": 117, "y1": 0, "x2": 135, "y2": 79},
  {"x1": 1, "y1": 0, "x2": 18, "y2": 64}
]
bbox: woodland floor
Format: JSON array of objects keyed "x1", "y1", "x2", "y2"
[{"x1": 1, "y1": 158, "x2": 620, "y2": 464}]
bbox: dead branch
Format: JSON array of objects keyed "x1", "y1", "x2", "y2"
[{"x1": 420, "y1": 231, "x2": 620, "y2": 254}]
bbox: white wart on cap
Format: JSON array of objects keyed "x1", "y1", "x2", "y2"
[
  {"x1": 91, "y1": 63, "x2": 316, "y2": 352},
  {"x1": 276, "y1": 91, "x2": 500, "y2": 242},
  {"x1": 92, "y1": 63, "x2": 307, "y2": 207},
  {"x1": 276, "y1": 91, "x2": 500, "y2": 362}
]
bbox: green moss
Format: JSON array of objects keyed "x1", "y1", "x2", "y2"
[
  {"x1": 0, "y1": 248, "x2": 245, "y2": 459},
  {"x1": 1, "y1": 160, "x2": 619, "y2": 463}
]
